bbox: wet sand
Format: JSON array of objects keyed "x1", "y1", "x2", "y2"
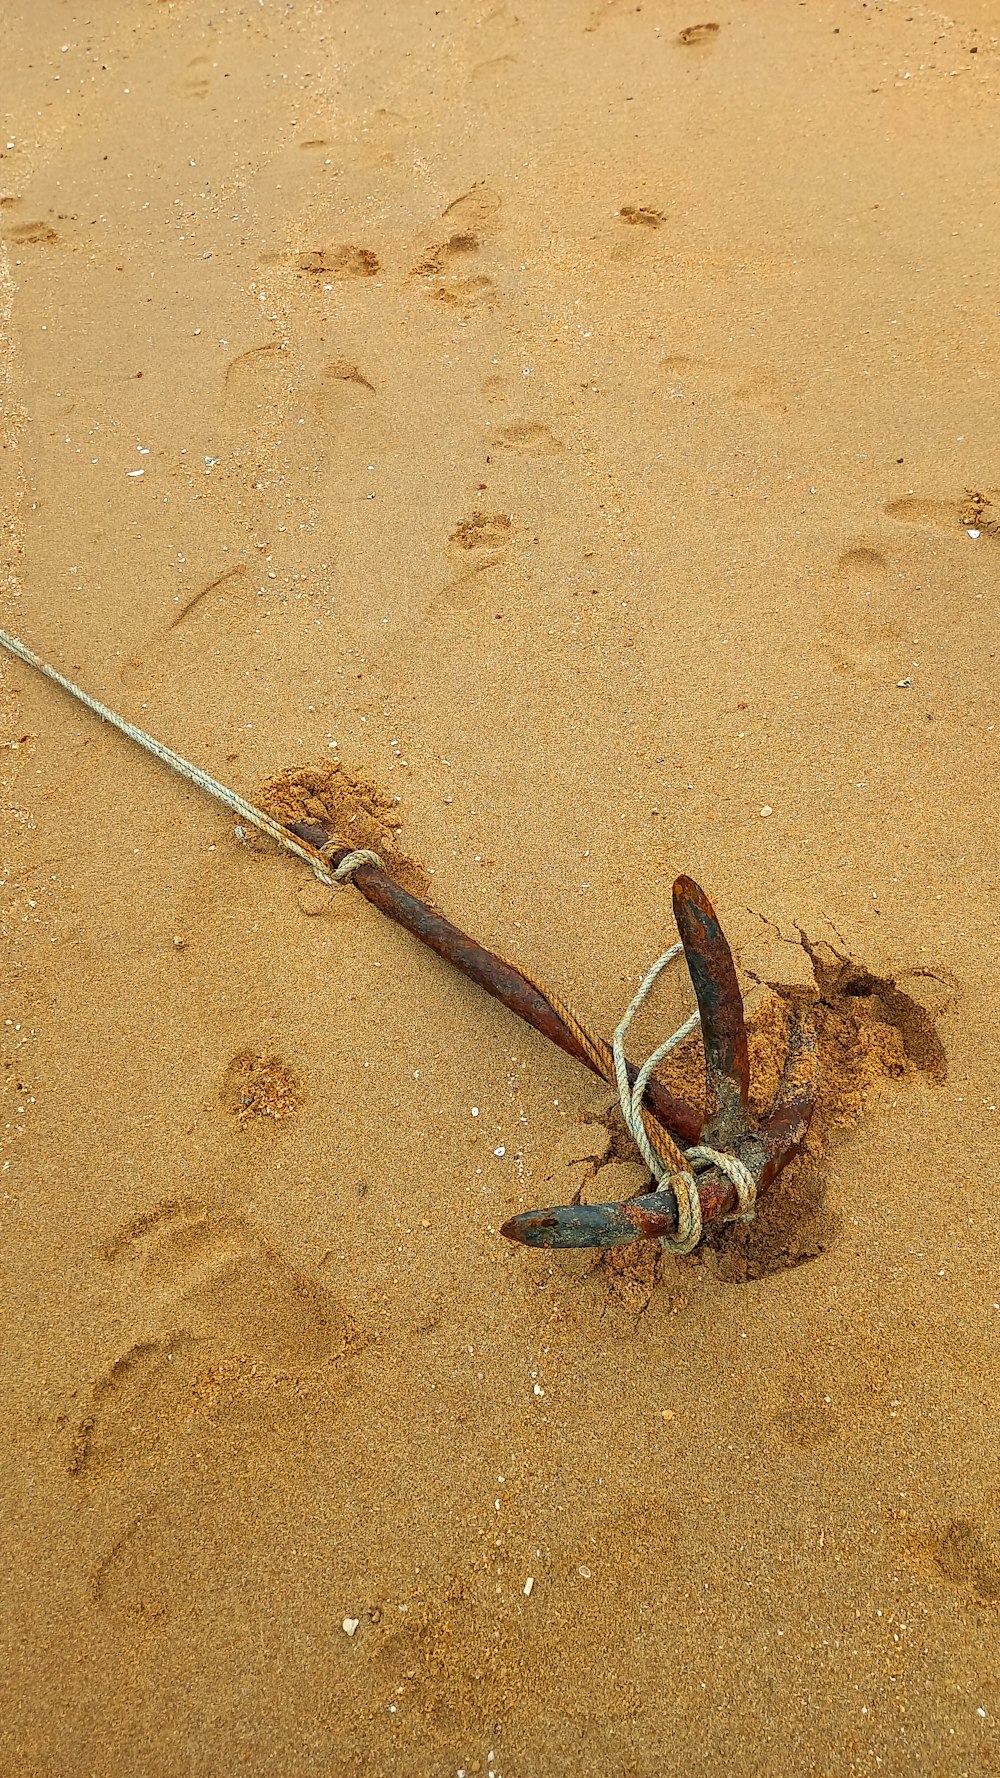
[{"x1": 1, "y1": 2, "x2": 998, "y2": 1773}]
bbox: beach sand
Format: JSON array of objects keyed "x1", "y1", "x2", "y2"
[{"x1": 1, "y1": 2, "x2": 998, "y2": 1773}]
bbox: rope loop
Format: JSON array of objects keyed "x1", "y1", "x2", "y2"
[
  {"x1": 612, "y1": 948, "x2": 755, "y2": 1254},
  {"x1": 322, "y1": 844, "x2": 384, "y2": 884},
  {"x1": 685, "y1": 1145, "x2": 757, "y2": 1222}
]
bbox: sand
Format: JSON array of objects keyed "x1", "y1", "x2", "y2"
[{"x1": 1, "y1": 1, "x2": 998, "y2": 1772}]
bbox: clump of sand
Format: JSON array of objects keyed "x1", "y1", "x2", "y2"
[
  {"x1": 255, "y1": 762, "x2": 430, "y2": 899},
  {"x1": 221, "y1": 1050, "x2": 305, "y2": 1126}
]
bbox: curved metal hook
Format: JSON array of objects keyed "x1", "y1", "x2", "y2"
[{"x1": 501, "y1": 881, "x2": 818, "y2": 1250}]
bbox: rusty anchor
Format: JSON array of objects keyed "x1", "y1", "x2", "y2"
[
  {"x1": 499, "y1": 875, "x2": 818, "y2": 1249},
  {"x1": 0, "y1": 625, "x2": 818, "y2": 1255},
  {"x1": 284, "y1": 819, "x2": 817, "y2": 1251}
]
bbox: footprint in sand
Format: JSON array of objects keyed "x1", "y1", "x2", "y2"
[
  {"x1": 885, "y1": 489, "x2": 1000, "y2": 535},
  {"x1": 449, "y1": 511, "x2": 513, "y2": 552},
  {"x1": 222, "y1": 339, "x2": 290, "y2": 432},
  {"x1": 3, "y1": 218, "x2": 59, "y2": 245},
  {"x1": 296, "y1": 244, "x2": 381, "y2": 279},
  {"x1": 427, "y1": 510, "x2": 515, "y2": 615},
  {"x1": 219, "y1": 339, "x2": 386, "y2": 497},
  {"x1": 221, "y1": 1049, "x2": 305, "y2": 1125},
  {"x1": 68, "y1": 1199, "x2": 340, "y2": 1488},
  {"x1": 179, "y1": 54, "x2": 211, "y2": 99},
  {"x1": 585, "y1": 0, "x2": 643, "y2": 29},
  {"x1": 409, "y1": 249, "x2": 496, "y2": 312},
  {"x1": 322, "y1": 357, "x2": 376, "y2": 394},
  {"x1": 468, "y1": 52, "x2": 520, "y2": 98},
  {"x1": 904, "y1": 1504, "x2": 1000, "y2": 1608},
  {"x1": 314, "y1": 353, "x2": 380, "y2": 412},
  {"x1": 431, "y1": 273, "x2": 497, "y2": 313},
  {"x1": 835, "y1": 545, "x2": 889, "y2": 591},
  {"x1": 774, "y1": 1378, "x2": 841, "y2": 1450},
  {"x1": 608, "y1": 205, "x2": 668, "y2": 266},
  {"x1": 814, "y1": 625, "x2": 900, "y2": 679},
  {"x1": 618, "y1": 205, "x2": 666, "y2": 229},
  {"x1": 885, "y1": 496, "x2": 962, "y2": 528},
  {"x1": 255, "y1": 244, "x2": 382, "y2": 279},
  {"x1": 466, "y1": 2, "x2": 522, "y2": 89},
  {"x1": 929, "y1": 1512, "x2": 1000, "y2": 1605},
  {"x1": 68, "y1": 1198, "x2": 353, "y2": 1628},
  {"x1": 311, "y1": 355, "x2": 385, "y2": 448},
  {"x1": 661, "y1": 353, "x2": 794, "y2": 415},
  {"x1": 442, "y1": 184, "x2": 502, "y2": 232},
  {"x1": 819, "y1": 548, "x2": 901, "y2": 676},
  {"x1": 493, "y1": 421, "x2": 564, "y2": 455},
  {"x1": 411, "y1": 232, "x2": 481, "y2": 277},
  {"x1": 219, "y1": 340, "x2": 308, "y2": 497},
  {"x1": 408, "y1": 187, "x2": 501, "y2": 313},
  {"x1": 346, "y1": 105, "x2": 415, "y2": 174},
  {"x1": 410, "y1": 234, "x2": 497, "y2": 311},
  {"x1": 677, "y1": 21, "x2": 721, "y2": 46}
]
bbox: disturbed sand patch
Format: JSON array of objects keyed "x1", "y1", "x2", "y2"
[{"x1": 255, "y1": 761, "x2": 431, "y2": 900}]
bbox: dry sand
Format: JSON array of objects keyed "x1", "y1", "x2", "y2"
[{"x1": 1, "y1": 2, "x2": 998, "y2": 1773}]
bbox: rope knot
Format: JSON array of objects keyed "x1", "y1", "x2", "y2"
[
  {"x1": 314, "y1": 841, "x2": 384, "y2": 886},
  {"x1": 685, "y1": 1145, "x2": 757, "y2": 1222},
  {"x1": 612, "y1": 950, "x2": 756, "y2": 1255}
]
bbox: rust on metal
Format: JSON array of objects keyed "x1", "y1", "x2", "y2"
[
  {"x1": 499, "y1": 1164, "x2": 749, "y2": 1251},
  {"x1": 282, "y1": 816, "x2": 816, "y2": 1253},
  {"x1": 672, "y1": 873, "x2": 750, "y2": 1128},
  {"x1": 284, "y1": 818, "x2": 703, "y2": 1144},
  {"x1": 500, "y1": 879, "x2": 817, "y2": 1249},
  {"x1": 758, "y1": 1008, "x2": 818, "y2": 1184}
]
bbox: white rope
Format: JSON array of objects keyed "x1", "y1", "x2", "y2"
[
  {"x1": 686, "y1": 1145, "x2": 757, "y2": 1221},
  {"x1": 322, "y1": 841, "x2": 385, "y2": 882},
  {"x1": 612, "y1": 948, "x2": 757, "y2": 1254},
  {"x1": 0, "y1": 627, "x2": 383, "y2": 887},
  {"x1": 0, "y1": 624, "x2": 757, "y2": 1245}
]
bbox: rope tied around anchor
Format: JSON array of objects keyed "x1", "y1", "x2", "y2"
[
  {"x1": 0, "y1": 624, "x2": 755, "y2": 1251},
  {"x1": 318, "y1": 839, "x2": 385, "y2": 882},
  {"x1": 612, "y1": 947, "x2": 757, "y2": 1254},
  {"x1": 512, "y1": 952, "x2": 756, "y2": 1254}
]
